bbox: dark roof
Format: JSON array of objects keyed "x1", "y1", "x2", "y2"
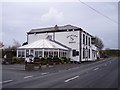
[
  {"x1": 27, "y1": 24, "x2": 93, "y2": 37},
  {"x1": 28, "y1": 24, "x2": 81, "y2": 33}
]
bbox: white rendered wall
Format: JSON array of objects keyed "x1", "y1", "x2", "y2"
[
  {"x1": 81, "y1": 32, "x2": 94, "y2": 61},
  {"x1": 55, "y1": 31, "x2": 80, "y2": 62},
  {"x1": 28, "y1": 33, "x2": 54, "y2": 44}
]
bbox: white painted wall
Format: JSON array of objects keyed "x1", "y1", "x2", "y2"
[
  {"x1": 81, "y1": 32, "x2": 96, "y2": 61},
  {"x1": 28, "y1": 33, "x2": 54, "y2": 44},
  {"x1": 55, "y1": 31, "x2": 80, "y2": 62}
]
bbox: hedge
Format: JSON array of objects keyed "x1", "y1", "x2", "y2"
[{"x1": 12, "y1": 57, "x2": 23, "y2": 64}]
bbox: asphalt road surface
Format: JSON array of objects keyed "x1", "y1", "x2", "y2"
[{"x1": 2, "y1": 57, "x2": 119, "y2": 88}]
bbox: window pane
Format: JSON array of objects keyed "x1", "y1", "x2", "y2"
[
  {"x1": 49, "y1": 51, "x2": 53, "y2": 57},
  {"x1": 26, "y1": 50, "x2": 29, "y2": 57},
  {"x1": 22, "y1": 51, "x2": 25, "y2": 57},
  {"x1": 39, "y1": 51, "x2": 42, "y2": 57},
  {"x1": 86, "y1": 36, "x2": 87, "y2": 45},
  {"x1": 83, "y1": 48, "x2": 85, "y2": 59},
  {"x1": 54, "y1": 51, "x2": 58, "y2": 57},
  {"x1": 44, "y1": 51, "x2": 48, "y2": 57},
  {"x1": 83, "y1": 34, "x2": 85, "y2": 44},
  {"x1": 35, "y1": 51, "x2": 39, "y2": 57},
  {"x1": 89, "y1": 49, "x2": 90, "y2": 58},
  {"x1": 18, "y1": 51, "x2": 21, "y2": 57},
  {"x1": 72, "y1": 50, "x2": 76, "y2": 57},
  {"x1": 30, "y1": 49, "x2": 34, "y2": 55}
]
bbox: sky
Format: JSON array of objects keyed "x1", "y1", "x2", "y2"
[{"x1": 0, "y1": 0, "x2": 119, "y2": 49}]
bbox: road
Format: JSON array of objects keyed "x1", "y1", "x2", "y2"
[{"x1": 2, "y1": 57, "x2": 119, "y2": 88}]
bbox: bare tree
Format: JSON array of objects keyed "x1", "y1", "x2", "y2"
[
  {"x1": 0, "y1": 41, "x2": 4, "y2": 48},
  {"x1": 94, "y1": 36, "x2": 104, "y2": 50},
  {"x1": 13, "y1": 39, "x2": 21, "y2": 48}
]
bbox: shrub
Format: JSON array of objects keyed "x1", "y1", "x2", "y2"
[
  {"x1": 53, "y1": 57, "x2": 60, "y2": 64},
  {"x1": 60, "y1": 57, "x2": 64, "y2": 64},
  {"x1": 47, "y1": 57, "x2": 53, "y2": 65},
  {"x1": 12, "y1": 57, "x2": 21, "y2": 64},
  {"x1": 41, "y1": 57, "x2": 48, "y2": 65},
  {"x1": 34, "y1": 57, "x2": 40, "y2": 62},
  {"x1": 40, "y1": 57, "x2": 44, "y2": 65},
  {"x1": 60, "y1": 57, "x2": 70, "y2": 64},
  {"x1": 61, "y1": 57, "x2": 67, "y2": 63}
]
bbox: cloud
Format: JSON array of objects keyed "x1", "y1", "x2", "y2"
[
  {"x1": 2, "y1": 2, "x2": 118, "y2": 49},
  {"x1": 41, "y1": 7, "x2": 65, "y2": 23}
]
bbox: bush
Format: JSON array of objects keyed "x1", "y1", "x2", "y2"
[
  {"x1": 34, "y1": 57, "x2": 40, "y2": 62},
  {"x1": 40, "y1": 57, "x2": 44, "y2": 65},
  {"x1": 60, "y1": 57, "x2": 64, "y2": 64},
  {"x1": 60, "y1": 57, "x2": 70, "y2": 64},
  {"x1": 53, "y1": 57, "x2": 60, "y2": 64},
  {"x1": 41, "y1": 57, "x2": 48, "y2": 65},
  {"x1": 47, "y1": 57, "x2": 53, "y2": 65},
  {"x1": 12, "y1": 57, "x2": 22, "y2": 64}
]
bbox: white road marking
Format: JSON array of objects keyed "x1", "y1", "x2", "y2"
[
  {"x1": 65, "y1": 75, "x2": 79, "y2": 82},
  {"x1": 41, "y1": 72, "x2": 49, "y2": 75},
  {"x1": 94, "y1": 68, "x2": 99, "y2": 71},
  {"x1": 24, "y1": 75, "x2": 33, "y2": 79},
  {"x1": 0, "y1": 80, "x2": 13, "y2": 84}
]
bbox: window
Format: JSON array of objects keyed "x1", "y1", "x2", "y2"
[
  {"x1": 18, "y1": 51, "x2": 21, "y2": 57},
  {"x1": 18, "y1": 50, "x2": 25, "y2": 57},
  {"x1": 63, "y1": 52, "x2": 65, "y2": 57},
  {"x1": 76, "y1": 51, "x2": 79, "y2": 56},
  {"x1": 83, "y1": 48, "x2": 85, "y2": 59},
  {"x1": 54, "y1": 51, "x2": 58, "y2": 57},
  {"x1": 86, "y1": 36, "x2": 87, "y2": 45},
  {"x1": 72, "y1": 50, "x2": 76, "y2": 57},
  {"x1": 35, "y1": 51, "x2": 39, "y2": 57},
  {"x1": 59, "y1": 51, "x2": 63, "y2": 57},
  {"x1": 83, "y1": 34, "x2": 85, "y2": 44},
  {"x1": 26, "y1": 50, "x2": 29, "y2": 57},
  {"x1": 89, "y1": 49, "x2": 90, "y2": 58},
  {"x1": 39, "y1": 51, "x2": 42, "y2": 57},
  {"x1": 85, "y1": 48, "x2": 88, "y2": 58},
  {"x1": 49, "y1": 51, "x2": 53, "y2": 57},
  {"x1": 44, "y1": 51, "x2": 48, "y2": 57},
  {"x1": 89, "y1": 37, "x2": 90, "y2": 46},
  {"x1": 30, "y1": 49, "x2": 34, "y2": 56},
  {"x1": 22, "y1": 51, "x2": 25, "y2": 57},
  {"x1": 91, "y1": 38, "x2": 95, "y2": 44}
]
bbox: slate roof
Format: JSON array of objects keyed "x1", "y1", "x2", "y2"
[
  {"x1": 27, "y1": 24, "x2": 93, "y2": 37},
  {"x1": 28, "y1": 24, "x2": 81, "y2": 34}
]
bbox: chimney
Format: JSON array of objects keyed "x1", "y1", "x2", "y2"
[{"x1": 54, "y1": 25, "x2": 58, "y2": 31}]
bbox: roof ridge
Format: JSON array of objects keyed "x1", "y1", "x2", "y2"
[{"x1": 31, "y1": 24, "x2": 79, "y2": 30}]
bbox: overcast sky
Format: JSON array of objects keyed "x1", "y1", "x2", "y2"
[{"x1": 1, "y1": 1, "x2": 118, "y2": 49}]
